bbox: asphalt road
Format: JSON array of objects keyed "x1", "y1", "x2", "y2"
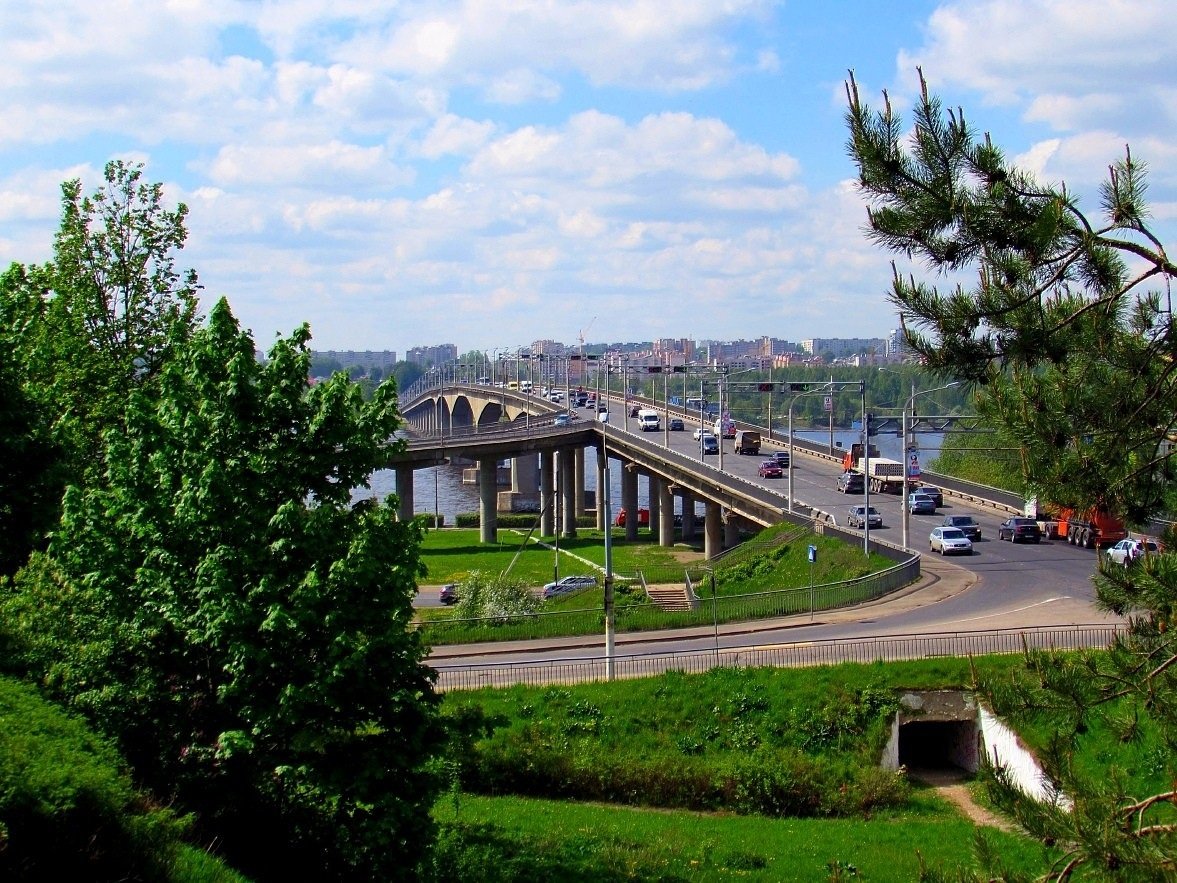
[{"x1": 425, "y1": 404, "x2": 1120, "y2": 670}]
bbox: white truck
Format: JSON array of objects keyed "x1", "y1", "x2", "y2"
[
  {"x1": 850, "y1": 457, "x2": 906, "y2": 494},
  {"x1": 637, "y1": 408, "x2": 661, "y2": 431}
]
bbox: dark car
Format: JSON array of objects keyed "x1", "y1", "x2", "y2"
[
  {"x1": 439, "y1": 583, "x2": 458, "y2": 605},
  {"x1": 701, "y1": 435, "x2": 719, "y2": 455},
  {"x1": 629, "y1": 405, "x2": 640, "y2": 417},
  {"x1": 668, "y1": 417, "x2": 685, "y2": 431},
  {"x1": 757, "y1": 460, "x2": 783, "y2": 478},
  {"x1": 997, "y1": 517, "x2": 1042, "y2": 543},
  {"x1": 942, "y1": 514, "x2": 981, "y2": 539},
  {"x1": 773, "y1": 450, "x2": 791, "y2": 468},
  {"x1": 837, "y1": 471, "x2": 864, "y2": 493}
]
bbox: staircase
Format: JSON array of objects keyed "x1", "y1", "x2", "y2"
[{"x1": 645, "y1": 584, "x2": 694, "y2": 612}]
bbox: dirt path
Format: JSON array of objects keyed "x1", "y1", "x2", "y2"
[{"x1": 908, "y1": 768, "x2": 1016, "y2": 831}]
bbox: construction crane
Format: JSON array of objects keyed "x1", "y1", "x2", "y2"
[{"x1": 578, "y1": 316, "x2": 596, "y2": 355}]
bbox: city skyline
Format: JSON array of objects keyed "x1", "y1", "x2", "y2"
[{"x1": 3, "y1": 2, "x2": 1174, "y2": 352}]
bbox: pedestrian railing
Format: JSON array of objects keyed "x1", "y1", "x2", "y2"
[{"x1": 431, "y1": 624, "x2": 1121, "y2": 691}]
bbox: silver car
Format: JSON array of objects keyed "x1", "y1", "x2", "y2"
[
  {"x1": 930, "y1": 526, "x2": 973, "y2": 555},
  {"x1": 847, "y1": 505, "x2": 882, "y2": 529}
]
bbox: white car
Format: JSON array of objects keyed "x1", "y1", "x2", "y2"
[
  {"x1": 929, "y1": 526, "x2": 973, "y2": 555},
  {"x1": 1105, "y1": 538, "x2": 1161, "y2": 567},
  {"x1": 847, "y1": 505, "x2": 882, "y2": 529},
  {"x1": 542, "y1": 575, "x2": 597, "y2": 599}
]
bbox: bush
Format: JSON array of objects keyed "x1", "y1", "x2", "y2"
[{"x1": 0, "y1": 676, "x2": 195, "y2": 881}]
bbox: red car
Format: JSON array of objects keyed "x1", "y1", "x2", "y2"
[{"x1": 757, "y1": 460, "x2": 784, "y2": 478}]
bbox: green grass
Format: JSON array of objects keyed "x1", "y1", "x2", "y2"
[{"x1": 430, "y1": 793, "x2": 1047, "y2": 882}]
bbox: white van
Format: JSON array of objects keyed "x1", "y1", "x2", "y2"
[
  {"x1": 518, "y1": 380, "x2": 533, "y2": 393},
  {"x1": 637, "y1": 408, "x2": 660, "y2": 431}
]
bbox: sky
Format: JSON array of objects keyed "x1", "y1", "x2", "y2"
[{"x1": 2, "y1": 1, "x2": 1174, "y2": 355}]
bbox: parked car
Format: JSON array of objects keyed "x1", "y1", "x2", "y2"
[
  {"x1": 553, "y1": 412, "x2": 573, "y2": 426},
  {"x1": 847, "y1": 505, "x2": 882, "y2": 529},
  {"x1": 941, "y1": 514, "x2": 981, "y2": 539},
  {"x1": 439, "y1": 583, "x2": 459, "y2": 605},
  {"x1": 929, "y1": 526, "x2": 973, "y2": 555},
  {"x1": 757, "y1": 460, "x2": 784, "y2": 478},
  {"x1": 773, "y1": 450, "x2": 791, "y2": 468},
  {"x1": 542, "y1": 575, "x2": 597, "y2": 599},
  {"x1": 997, "y1": 517, "x2": 1043, "y2": 543},
  {"x1": 913, "y1": 485, "x2": 943, "y2": 507},
  {"x1": 837, "y1": 471, "x2": 865, "y2": 493},
  {"x1": 1105, "y1": 537, "x2": 1162, "y2": 567},
  {"x1": 668, "y1": 417, "x2": 685, "y2": 431},
  {"x1": 907, "y1": 492, "x2": 937, "y2": 515}
]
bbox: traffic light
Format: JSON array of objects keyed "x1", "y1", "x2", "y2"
[
  {"x1": 865, "y1": 412, "x2": 878, "y2": 437},
  {"x1": 788, "y1": 382, "x2": 807, "y2": 393},
  {"x1": 757, "y1": 382, "x2": 775, "y2": 392}
]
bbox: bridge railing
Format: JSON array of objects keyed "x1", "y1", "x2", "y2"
[{"x1": 430, "y1": 624, "x2": 1121, "y2": 691}]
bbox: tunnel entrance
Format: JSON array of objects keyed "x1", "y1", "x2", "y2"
[{"x1": 882, "y1": 691, "x2": 980, "y2": 778}]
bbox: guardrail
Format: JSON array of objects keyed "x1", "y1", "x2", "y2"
[{"x1": 430, "y1": 624, "x2": 1121, "y2": 691}]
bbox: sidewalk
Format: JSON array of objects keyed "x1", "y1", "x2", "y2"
[{"x1": 427, "y1": 554, "x2": 978, "y2": 661}]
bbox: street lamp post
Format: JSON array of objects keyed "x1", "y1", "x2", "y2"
[
  {"x1": 902, "y1": 381, "x2": 962, "y2": 551},
  {"x1": 787, "y1": 382, "x2": 834, "y2": 512}
]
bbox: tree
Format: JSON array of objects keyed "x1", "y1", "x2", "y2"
[
  {"x1": 847, "y1": 71, "x2": 1177, "y2": 880},
  {"x1": 2, "y1": 299, "x2": 442, "y2": 881}
]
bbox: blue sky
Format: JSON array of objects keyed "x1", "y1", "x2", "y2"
[{"x1": 2, "y1": 1, "x2": 1174, "y2": 353}]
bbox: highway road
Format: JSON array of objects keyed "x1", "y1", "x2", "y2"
[{"x1": 425, "y1": 400, "x2": 1122, "y2": 674}]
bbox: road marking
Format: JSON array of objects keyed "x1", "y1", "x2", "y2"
[{"x1": 947, "y1": 597, "x2": 1073, "y2": 624}]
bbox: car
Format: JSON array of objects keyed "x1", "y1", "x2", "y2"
[
  {"x1": 701, "y1": 435, "x2": 719, "y2": 455},
  {"x1": 913, "y1": 485, "x2": 943, "y2": 507},
  {"x1": 668, "y1": 417, "x2": 685, "y2": 431},
  {"x1": 908, "y1": 492, "x2": 937, "y2": 515},
  {"x1": 847, "y1": 505, "x2": 882, "y2": 529},
  {"x1": 773, "y1": 450, "x2": 791, "y2": 468},
  {"x1": 439, "y1": 583, "x2": 459, "y2": 605},
  {"x1": 541, "y1": 575, "x2": 597, "y2": 599},
  {"x1": 615, "y1": 507, "x2": 650, "y2": 527},
  {"x1": 597, "y1": 403, "x2": 608, "y2": 412},
  {"x1": 757, "y1": 460, "x2": 784, "y2": 478},
  {"x1": 693, "y1": 427, "x2": 708, "y2": 440},
  {"x1": 997, "y1": 517, "x2": 1043, "y2": 543},
  {"x1": 629, "y1": 404, "x2": 641, "y2": 417},
  {"x1": 837, "y1": 471, "x2": 865, "y2": 493},
  {"x1": 941, "y1": 514, "x2": 981, "y2": 539},
  {"x1": 552, "y1": 412, "x2": 573, "y2": 427},
  {"x1": 929, "y1": 526, "x2": 973, "y2": 555},
  {"x1": 1105, "y1": 537, "x2": 1162, "y2": 567}
]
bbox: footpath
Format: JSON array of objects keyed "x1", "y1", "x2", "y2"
[{"x1": 427, "y1": 554, "x2": 979, "y2": 662}]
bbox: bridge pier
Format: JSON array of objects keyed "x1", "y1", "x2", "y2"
[
  {"x1": 539, "y1": 452, "x2": 555, "y2": 535},
  {"x1": 479, "y1": 458, "x2": 497, "y2": 542},
  {"x1": 724, "y1": 513, "x2": 741, "y2": 549},
  {"x1": 622, "y1": 464, "x2": 639, "y2": 541},
  {"x1": 681, "y1": 491, "x2": 697, "y2": 540},
  {"x1": 595, "y1": 447, "x2": 607, "y2": 530},
  {"x1": 396, "y1": 465, "x2": 415, "y2": 522},
  {"x1": 574, "y1": 447, "x2": 586, "y2": 517},
  {"x1": 647, "y1": 473, "x2": 660, "y2": 535},
  {"x1": 658, "y1": 481, "x2": 675, "y2": 547},
  {"x1": 560, "y1": 448, "x2": 576, "y2": 538},
  {"x1": 704, "y1": 500, "x2": 723, "y2": 560}
]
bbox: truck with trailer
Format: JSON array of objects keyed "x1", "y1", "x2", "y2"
[
  {"x1": 713, "y1": 416, "x2": 736, "y2": 439},
  {"x1": 733, "y1": 429, "x2": 761, "y2": 455},
  {"x1": 840, "y1": 442, "x2": 907, "y2": 494},
  {"x1": 1026, "y1": 499, "x2": 1127, "y2": 548}
]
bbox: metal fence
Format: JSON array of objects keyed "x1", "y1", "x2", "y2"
[
  {"x1": 418, "y1": 556, "x2": 921, "y2": 645},
  {"x1": 430, "y1": 624, "x2": 1121, "y2": 691}
]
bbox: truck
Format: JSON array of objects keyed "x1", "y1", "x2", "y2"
[
  {"x1": 733, "y1": 429, "x2": 761, "y2": 455},
  {"x1": 637, "y1": 408, "x2": 661, "y2": 431},
  {"x1": 1026, "y1": 499, "x2": 1127, "y2": 548},
  {"x1": 713, "y1": 416, "x2": 736, "y2": 439},
  {"x1": 840, "y1": 442, "x2": 905, "y2": 493}
]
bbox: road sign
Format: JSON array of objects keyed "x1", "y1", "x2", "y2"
[
  {"x1": 807, "y1": 544, "x2": 817, "y2": 563},
  {"x1": 823, "y1": 396, "x2": 832, "y2": 412},
  {"x1": 908, "y1": 452, "x2": 921, "y2": 480}
]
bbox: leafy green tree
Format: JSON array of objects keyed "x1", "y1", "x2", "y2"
[
  {"x1": 3, "y1": 299, "x2": 441, "y2": 881},
  {"x1": 847, "y1": 70, "x2": 1177, "y2": 881}
]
